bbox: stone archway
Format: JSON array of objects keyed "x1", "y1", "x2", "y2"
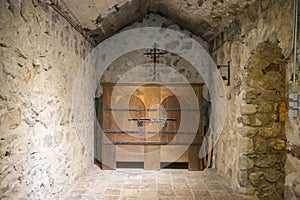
[
  {"x1": 238, "y1": 41, "x2": 286, "y2": 199},
  {"x1": 94, "y1": 47, "x2": 210, "y2": 168},
  {"x1": 72, "y1": 27, "x2": 226, "y2": 160}
]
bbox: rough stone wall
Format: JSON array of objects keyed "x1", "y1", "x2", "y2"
[
  {"x1": 98, "y1": 14, "x2": 207, "y2": 89},
  {"x1": 60, "y1": 0, "x2": 255, "y2": 43},
  {"x1": 122, "y1": 13, "x2": 208, "y2": 50},
  {"x1": 0, "y1": 1, "x2": 92, "y2": 199},
  {"x1": 239, "y1": 42, "x2": 286, "y2": 199},
  {"x1": 100, "y1": 50, "x2": 204, "y2": 83},
  {"x1": 95, "y1": 13, "x2": 209, "y2": 163},
  {"x1": 210, "y1": 0, "x2": 300, "y2": 199},
  {"x1": 75, "y1": 11, "x2": 221, "y2": 168},
  {"x1": 101, "y1": 13, "x2": 207, "y2": 83}
]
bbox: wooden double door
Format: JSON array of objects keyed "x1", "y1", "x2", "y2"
[{"x1": 101, "y1": 83, "x2": 203, "y2": 170}]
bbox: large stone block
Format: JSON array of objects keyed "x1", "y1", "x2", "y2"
[
  {"x1": 241, "y1": 104, "x2": 257, "y2": 115},
  {"x1": 253, "y1": 113, "x2": 271, "y2": 126},
  {"x1": 271, "y1": 139, "x2": 286, "y2": 151},
  {"x1": 258, "y1": 184, "x2": 283, "y2": 200},
  {"x1": 254, "y1": 137, "x2": 267, "y2": 153},
  {"x1": 263, "y1": 71, "x2": 283, "y2": 90},
  {"x1": 249, "y1": 171, "x2": 264, "y2": 187},
  {"x1": 262, "y1": 90, "x2": 278, "y2": 101},
  {"x1": 239, "y1": 114, "x2": 270, "y2": 127},
  {"x1": 240, "y1": 115, "x2": 252, "y2": 126},
  {"x1": 259, "y1": 123, "x2": 282, "y2": 138},
  {"x1": 255, "y1": 154, "x2": 278, "y2": 168},
  {"x1": 242, "y1": 89, "x2": 261, "y2": 100},
  {"x1": 257, "y1": 102, "x2": 275, "y2": 114},
  {"x1": 238, "y1": 126, "x2": 259, "y2": 138},
  {"x1": 263, "y1": 168, "x2": 283, "y2": 183}
]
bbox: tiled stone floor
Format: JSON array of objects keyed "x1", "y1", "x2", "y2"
[{"x1": 64, "y1": 165, "x2": 257, "y2": 200}]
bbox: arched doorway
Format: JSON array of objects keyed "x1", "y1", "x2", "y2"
[{"x1": 94, "y1": 47, "x2": 207, "y2": 169}]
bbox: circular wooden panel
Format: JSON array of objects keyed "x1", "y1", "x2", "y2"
[
  {"x1": 160, "y1": 95, "x2": 181, "y2": 142},
  {"x1": 112, "y1": 95, "x2": 145, "y2": 137}
]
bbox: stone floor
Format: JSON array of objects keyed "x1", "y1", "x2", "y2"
[{"x1": 64, "y1": 165, "x2": 257, "y2": 200}]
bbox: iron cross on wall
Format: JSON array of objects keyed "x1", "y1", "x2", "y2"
[{"x1": 144, "y1": 43, "x2": 168, "y2": 81}]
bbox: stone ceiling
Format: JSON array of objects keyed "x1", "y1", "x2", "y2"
[{"x1": 50, "y1": 0, "x2": 256, "y2": 44}]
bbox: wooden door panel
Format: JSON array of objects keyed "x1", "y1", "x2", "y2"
[
  {"x1": 160, "y1": 95, "x2": 180, "y2": 143},
  {"x1": 144, "y1": 85, "x2": 161, "y2": 170},
  {"x1": 160, "y1": 146, "x2": 188, "y2": 162},
  {"x1": 112, "y1": 95, "x2": 145, "y2": 143},
  {"x1": 101, "y1": 83, "x2": 203, "y2": 170}
]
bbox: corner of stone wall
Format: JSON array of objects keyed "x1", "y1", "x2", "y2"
[
  {"x1": 210, "y1": 1, "x2": 297, "y2": 199},
  {"x1": 0, "y1": 0, "x2": 93, "y2": 199}
]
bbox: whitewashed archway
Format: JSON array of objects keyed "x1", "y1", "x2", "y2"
[{"x1": 72, "y1": 27, "x2": 226, "y2": 157}]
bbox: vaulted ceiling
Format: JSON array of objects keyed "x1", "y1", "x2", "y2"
[{"x1": 50, "y1": 0, "x2": 255, "y2": 44}]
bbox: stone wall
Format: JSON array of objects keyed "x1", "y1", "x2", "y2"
[
  {"x1": 239, "y1": 42, "x2": 286, "y2": 199},
  {"x1": 1, "y1": 0, "x2": 299, "y2": 199},
  {"x1": 100, "y1": 50, "x2": 204, "y2": 83},
  {"x1": 69, "y1": 10, "x2": 227, "y2": 172},
  {"x1": 210, "y1": 0, "x2": 300, "y2": 199},
  {"x1": 0, "y1": 1, "x2": 92, "y2": 199}
]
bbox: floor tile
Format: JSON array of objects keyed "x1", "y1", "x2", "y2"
[
  {"x1": 139, "y1": 189, "x2": 158, "y2": 197},
  {"x1": 194, "y1": 195, "x2": 214, "y2": 200},
  {"x1": 121, "y1": 189, "x2": 139, "y2": 196},
  {"x1": 140, "y1": 183, "x2": 157, "y2": 189},
  {"x1": 173, "y1": 183, "x2": 190, "y2": 190},
  {"x1": 104, "y1": 189, "x2": 121, "y2": 196},
  {"x1": 120, "y1": 196, "x2": 138, "y2": 200},
  {"x1": 64, "y1": 165, "x2": 257, "y2": 200},
  {"x1": 173, "y1": 189, "x2": 192, "y2": 196},
  {"x1": 209, "y1": 190, "x2": 232, "y2": 200},
  {"x1": 174, "y1": 196, "x2": 193, "y2": 200},
  {"x1": 124, "y1": 183, "x2": 140, "y2": 189},
  {"x1": 191, "y1": 189, "x2": 211, "y2": 196},
  {"x1": 189, "y1": 183, "x2": 207, "y2": 190}
]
